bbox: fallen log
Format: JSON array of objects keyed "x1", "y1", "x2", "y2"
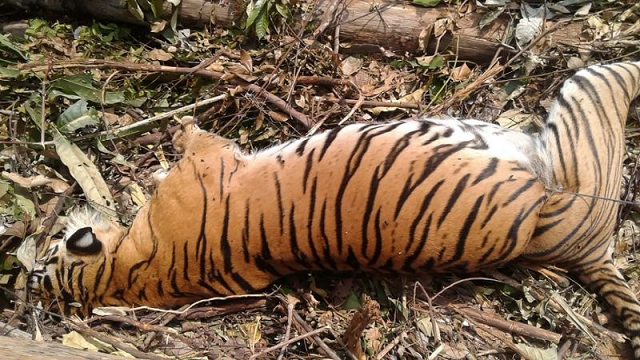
[{"x1": 5, "y1": 0, "x2": 585, "y2": 63}]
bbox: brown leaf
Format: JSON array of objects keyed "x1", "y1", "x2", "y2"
[
  {"x1": 1, "y1": 172, "x2": 70, "y2": 193},
  {"x1": 240, "y1": 49, "x2": 253, "y2": 73},
  {"x1": 364, "y1": 327, "x2": 383, "y2": 354},
  {"x1": 341, "y1": 56, "x2": 363, "y2": 76},
  {"x1": 268, "y1": 111, "x2": 289, "y2": 122},
  {"x1": 450, "y1": 63, "x2": 472, "y2": 81},
  {"x1": 148, "y1": 48, "x2": 173, "y2": 61}
]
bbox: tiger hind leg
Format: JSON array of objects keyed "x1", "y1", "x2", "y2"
[{"x1": 577, "y1": 259, "x2": 640, "y2": 357}]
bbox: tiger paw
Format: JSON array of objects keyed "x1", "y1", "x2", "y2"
[{"x1": 173, "y1": 116, "x2": 201, "y2": 154}]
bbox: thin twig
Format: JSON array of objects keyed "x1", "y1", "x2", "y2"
[
  {"x1": 87, "y1": 315, "x2": 178, "y2": 334},
  {"x1": 450, "y1": 304, "x2": 563, "y2": 343},
  {"x1": 249, "y1": 326, "x2": 331, "y2": 360},
  {"x1": 276, "y1": 299, "x2": 295, "y2": 360},
  {"x1": 375, "y1": 333, "x2": 402, "y2": 360},
  {"x1": 291, "y1": 309, "x2": 342, "y2": 360},
  {"x1": 67, "y1": 320, "x2": 167, "y2": 360},
  {"x1": 319, "y1": 97, "x2": 421, "y2": 110},
  {"x1": 77, "y1": 94, "x2": 228, "y2": 142}
]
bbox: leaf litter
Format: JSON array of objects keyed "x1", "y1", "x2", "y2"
[{"x1": 0, "y1": 1, "x2": 639, "y2": 359}]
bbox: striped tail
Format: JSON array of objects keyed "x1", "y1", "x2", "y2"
[{"x1": 529, "y1": 61, "x2": 640, "y2": 357}]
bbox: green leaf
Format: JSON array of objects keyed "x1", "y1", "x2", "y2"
[
  {"x1": 255, "y1": 9, "x2": 269, "y2": 39},
  {"x1": 0, "y1": 181, "x2": 8, "y2": 198},
  {"x1": 13, "y1": 188, "x2": 35, "y2": 219},
  {"x1": 343, "y1": 291, "x2": 361, "y2": 310},
  {"x1": 0, "y1": 33, "x2": 27, "y2": 60},
  {"x1": 57, "y1": 100, "x2": 100, "y2": 133},
  {"x1": 150, "y1": 0, "x2": 164, "y2": 18},
  {"x1": 428, "y1": 54, "x2": 444, "y2": 69},
  {"x1": 0, "y1": 66, "x2": 19, "y2": 78},
  {"x1": 126, "y1": 0, "x2": 145, "y2": 21},
  {"x1": 275, "y1": 3, "x2": 291, "y2": 19},
  {"x1": 24, "y1": 95, "x2": 44, "y2": 130},
  {"x1": 479, "y1": 8, "x2": 505, "y2": 29},
  {"x1": 246, "y1": 0, "x2": 268, "y2": 28},
  {"x1": 50, "y1": 73, "x2": 125, "y2": 105},
  {"x1": 412, "y1": 0, "x2": 441, "y2": 7}
]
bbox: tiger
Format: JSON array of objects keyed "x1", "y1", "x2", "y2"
[{"x1": 29, "y1": 61, "x2": 640, "y2": 356}]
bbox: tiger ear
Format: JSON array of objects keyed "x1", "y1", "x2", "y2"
[{"x1": 66, "y1": 227, "x2": 103, "y2": 256}]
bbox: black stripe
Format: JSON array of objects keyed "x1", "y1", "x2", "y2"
[
  {"x1": 295, "y1": 138, "x2": 309, "y2": 156},
  {"x1": 220, "y1": 195, "x2": 233, "y2": 273},
  {"x1": 369, "y1": 208, "x2": 384, "y2": 265},
  {"x1": 503, "y1": 178, "x2": 538, "y2": 207},
  {"x1": 182, "y1": 241, "x2": 190, "y2": 281},
  {"x1": 381, "y1": 129, "x2": 421, "y2": 177},
  {"x1": 481, "y1": 204, "x2": 499, "y2": 229},
  {"x1": 306, "y1": 177, "x2": 324, "y2": 268},
  {"x1": 442, "y1": 194, "x2": 484, "y2": 266},
  {"x1": 319, "y1": 199, "x2": 338, "y2": 269},
  {"x1": 361, "y1": 165, "x2": 383, "y2": 259},
  {"x1": 302, "y1": 148, "x2": 316, "y2": 194},
  {"x1": 395, "y1": 141, "x2": 471, "y2": 219},
  {"x1": 546, "y1": 123, "x2": 569, "y2": 185},
  {"x1": 242, "y1": 200, "x2": 251, "y2": 262},
  {"x1": 406, "y1": 180, "x2": 445, "y2": 252},
  {"x1": 219, "y1": 157, "x2": 225, "y2": 199},
  {"x1": 540, "y1": 196, "x2": 575, "y2": 218},
  {"x1": 231, "y1": 272, "x2": 256, "y2": 292},
  {"x1": 473, "y1": 158, "x2": 499, "y2": 185},
  {"x1": 319, "y1": 127, "x2": 342, "y2": 161},
  {"x1": 196, "y1": 174, "x2": 209, "y2": 282},
  {"x1": 274, "y1": 172, "x2": 285, "y2": 234},
  {"x1": 289, "y1": 204, "x2": 308, "y2": 267},
  {"x1": 438, "y1": 174, "x2": 471, "y2": 227},
  {"x1": 403, "y1": 213, "x2": 433, "y2": 271}
]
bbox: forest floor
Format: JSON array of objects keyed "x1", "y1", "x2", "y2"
[{"x1": 1, "y1": 1, "x2": 640, "y2": 359}]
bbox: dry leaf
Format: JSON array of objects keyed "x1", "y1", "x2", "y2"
[
  {"x1": 16, "y1": 235, "x2": 36, "y2": 272},
  {"x1": 127, "y1": 183, "x2": 147, "y2": 207},
  {"x1": 92, "y1": 307, "x2": 129, "y2": 317},
  {"x1": 514, "y1": 343, "x2": 558, "y2": 360},
  {"x1": 567, "y1": 57, "x2": 584, "y2": 69},
  {"x1": 62, "y1": 331, "x2": 100, "y2": 352},
  {"x1": 364, "y1": 327, "x2": 383, "y2": 354},
  {"x1": 1, "y1": 171, "x2": 70, "y2": 193},
  {"x1": 148, "y1": 48, "x2": 173, "y2": 61},
  {"x1": 206, "y1": 63, "x2": 225, "y2": 72},
  {"x1": 495, "y1": 108, "x2": 536, "y2": 130},
  {"x1": 370, "y1": 87, "x2": 425, "y2": 115},
  {"x1": 450, "y1": 63, "x2": 472, "y2": 81},
  {"x1": 341, "y1": 56, "x2": 363, "y2": 76},
  {"x1": 240, "y1": 49, "x2": 253, "y2": 73},
  {"x1": 268, "y1": 111, "x2": 289, "y2": 122},
  {"x1": 53, "y1": 131, "x2": 116, "y2": 219},
  {"x1": 241, "y1": 316, "x2": 262, "y2": 350}
]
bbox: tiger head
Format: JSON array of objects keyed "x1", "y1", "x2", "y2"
[{"x1": 29, "y1": 208, "x2": 128, "y2": 312}]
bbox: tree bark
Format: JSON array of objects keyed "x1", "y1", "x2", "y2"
[
  {"x1": 6, "y1": 0, "x2": 583, "y2": 63},
  {"x1": 0, "y1": 335, "x2": 127, "y2": 360}
]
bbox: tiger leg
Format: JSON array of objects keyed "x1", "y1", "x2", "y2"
[{"x1": 577, "y1": 259, "x2": 640, "y2": 357}]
